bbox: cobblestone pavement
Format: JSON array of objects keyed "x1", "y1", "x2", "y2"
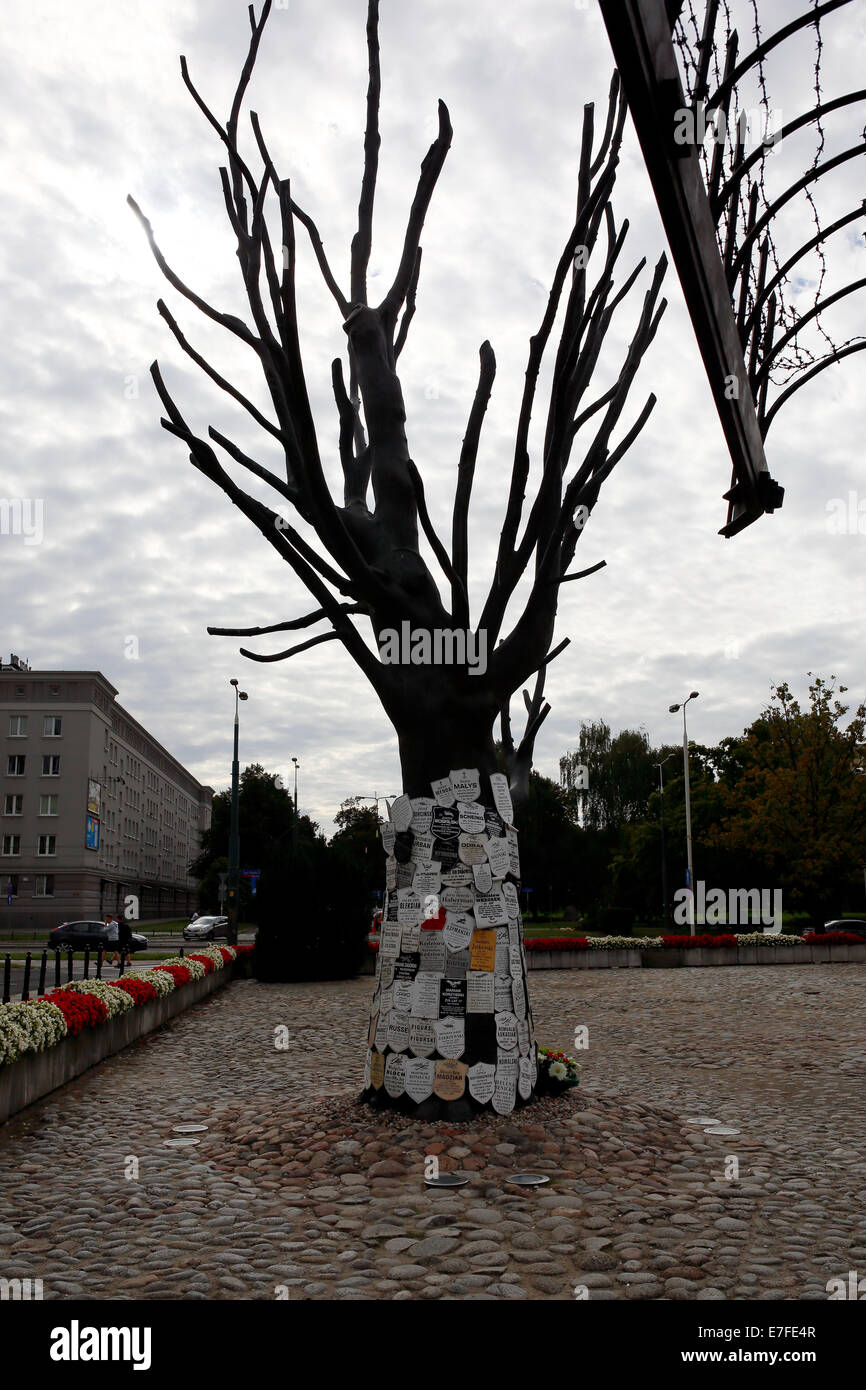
[{"x1": 1, "y1": 965, "x2": 864, "y2": 1301}]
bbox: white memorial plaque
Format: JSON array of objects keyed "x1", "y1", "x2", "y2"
[
  {"x1": 379, "y1": 957, "x2": 395, "y2": 989},
  {"x1": 474, "y1": 887, "x2": 507, "y2": 928},
  {"x1": 393, "y1": 979, "x2": 414, "y2": 1012},
  {"x1": 494, "y1": 943, "x2": 511, "y2": 976},
  {"x1": 449, "y1": 768, "x2": 481, "y2": 802},
  {"x1": 445, "y1": 947, "x2": 471, "y2": 978},
  {"x1": 468, "y1": 1061, "x2": 496, "y2": 1104},
  {"x1": 385, "y1": 857, "x2": 397, "y2": 891},
  {"x1": 381, "y1": 822, "x2": 396, "y2": 856},
  {"x1": 472, "y1": 861, "x2": 493, "y2": 894},
  {"x1": 496, "y1": 1012, "x2": 519, "y2": 1050},
  {"x1": 374, "y1": 1014, "x2": 389, "y2": 1051},
  {"x1": 380, "y1": 920, "x2": 401, "y2": 958},
  {"x1": 530, "y1": 1054, "x2": 538, "y2": 1088},
  {"x1": 466, "y1": 971, "x2": 495, "y2": 1013},
  {"x1": 486, "y1": 836, "x2": 510, "y2": 880},
  {"x1": 413, "y1": 862, "x2": 441, "y2": 896},
  {"x1": 505, "y1": 827, "x2": 520, "y2": 877},
  {"x1": 489, "y1": 773, "x2": 514, "y2": 825},
  {"x1": 411, "y1": 972, "x2": 442, "y2": 1019},
  {"x1": 431, "y1": 776, "x2": 456, "y2": 807},
  {"x1": 493, "y1": 1074, "x2": 517, "y2": 1114},
  {"x1": 497, "y1": 1050, "x2": 519, "y2": 1080},
  {"x1": 419, "y1": 933, "x2": 446, "y2": 973},
  {"x1": 409, "y1": 1018, "x2": 437, "y2": 1057},
  {"x1": 435, "y1": 1016, "x2": 465, "y2": 1059},
  {"x1": 441, "y1": 864, "x2": 473, "y2": 886},
  {"x1": 441, "y1": 883, "x2": 474, "y2": 912},
  {"x1": 458, "y1": 833, "x2": 488, "y2": 865},
  {"x1": 379, "y1": 985, "x2": 394, "y2": 1017},
  {"x1": 390, "y1": 794, "x2": 413, "y2": 832},
  {"x1": 387, "y1": 1011, "x2": 410, "y2": 1052},
  {"x1": 517, "y1": 1018, "x2": 530, "y2": 1055},
  {"x1": 512, "y1": 976, "x2": 527, "y2": 1019},
  {"x1": 404, "y1": 1056, "x2": 435, "y2": 1101},
  {"x1": 518, "y1": 1056, "x2": 533, "y2": 1100},
  {"x1": 503, "y1": 881, "x2": 520, "y2": 918},
  {"x1": 509, "y1": 944, "x2": 524, "y2": 979},
  {"x1": 396, "y1": 860, "x2": 416, "y2": 890},
  {"x1": 494, "y1": 978, "x2": 513, "y2": 1012},
  {"x1": 457, "y1": 801, "x2": 486, "y2": 834},
  {"x1": 410, "y1": 829, "x2": 435, "y2": 863},
  {"x1": 363, "y1": 1050, "x2": 372, "y2": 1089},
  {"x1": 401, "y1": 922, "x2": 421, "y2": 954},
  {"x1": 384, "y1": 1053, "x2": 407, "y2": 1097},
  {"x1": 410, "y1": 797, "x2": 435, "y2": 832},
  {"x1": 397, "y1": 888, "x2": 422, "y2": 927},
  {"x1": 444, "y1": 911, "x2": 474, "y2": 953}
]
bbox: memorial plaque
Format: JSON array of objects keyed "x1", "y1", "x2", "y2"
[
  {"x1": 409, "y1": 1017, "x2": 438, "y2": 1057},
  {"x1": 385, "y1": 857, "x2": 397, "y2": 891},
  {"x1": 395, "y1": 859, "x2": 416, "y2": 889},
  {"x1": 401, "y1": 920, "x2": 422, "y2": 953},
  {"x1": 486, "y1": 836, "x2": 509, "y2": 881},
  {"x1": 397, "y1": 888, "x2": 422, "y2": 927},
  {"x1": 387, "y1": 1012, "x2": 410, "y2": 1052},
  {"x1": 380, "y1": 920, "x2": 401, "y2": 957},
  {"x1": 512, "y1": 976, "x2": 527, "y2": 1020},
  {"x1": 457, "y1": 801, "x2": 486, "y2": 834},
  {"x1": 496, "y1": 1012, "x2": 519, "y2": 1050},
  {"x1": 411, "y1": 972, "x2": 441, "y2": 1019},
  {"x1": 469, "y1": 928, "x2": 496, "y2": 972},
  {"x1": 497, "y1": 1050, "x2": 519, "y2": 1080},
  {"x1": 441, "y1": 864, "x2": 473, "y2": 886},
  {"x1": 439, "y1": 978, "x2": 467, "y2": 1018},
  {"x1": 494, "y1": 942, "x2": 510, "y2": 976},
  {"x1": 431, "y1": 776, "x2": 456, "y2": 807},
  {"x1": 474, "y1": 887, "x2": 507, "y2": 928},
  {"x1": 484, "y1": 806, "x2": 505, "y2": 839},
  {"x1": 468, "y1": 1061, "x2": 496, "y2": 1104},
  {"x1": 374, "y1": 1013, "x2": 389, "y2": 1051},
  {"x1": 410, "y1": 797, "x2": 435, "y2": 832},
  {"x1": 381, "y1": 822, "x2": 396, "y2": 856},
  {"x1": 458, "y1": 833, "x2": 488, "y2": 866},
  {"x1": 472, "y1": 861, "x2": 493, "y2": 894},
  {"x1": 494, "y1": 978, "x2": 513, "y2": 1012},
  {"x1": 404, "y1": 1056, "x2": 435, "y2": 1102},
  {"x1": 466, "y1": 971, "x2": 494, "y2": 1013},
  {"x1": 518, "y1": 1056, "x2": 533, "y2": 1100},
  {"x1": 384, "y1": 1052, "x2": 407, "y2": 1097},
  {"x1": 445, "y1": 946, "x2": 471, "y2": 978},
  {"x1": 367, "y1": 1011, "x2": 378, "y2": 1047},
  {"x1": 489, "y1": 772, "x2": 514, "y2": 825},
  {"x1": 384, "y1": 891, "x2": 398, "y2": 922},
  {"x1": 517, "y1": 1018, "x2": 530, "y2": 1055},
  {"x1": 394, "y1": 830, "x2": 413, "y2": 864},
  {"x1": 449, "y1": 768, "x2": 481, "y2": 802},
  {"x1": 431, "y1": 804, "x2": 460, "y2": 844},
  {"x1": 379, "y1": 985, "x2": 394, "y2": 1018},
  {"x1": 390, "y1": 793, "x2": 413, "y2": 832},
  {"x1": 441, "y1": 883, "x2": 474, "y2": 913},
  {"x1": 370, "y1": 1051, "x2": 385, "y2": 1090},
  {"x1": 503, "y1": 881, "x2": 520, "y2": 918},
  {"x1": 419, "y1": 932, "x2": 446, "y2": 973},
  {"x1": 505, "y1": 827, "x2": 520, "y2": 877},
  {"x1": 492, "y1": 1074, "x2": 516, "y2": 1114},
  {"x1": 509, "y1": 944, "x2": 524, "y2": 979},
  {"x1": 409, "y1": 829, "x2": 435, "y2": 863},
  {"x1": 379, "y1": 957, "x2": 395, "y2": 989},
  {"x1": 444, "y1": 911, "x2": 474, "y2": 953},
  {"x1": 433, "y1": 1058, "x2": 467, "y2": 1100},
  {"x1": 393, "y1": 979, "x2": 414, "y2": 1013},
  {"x1": 434, "y1": 1017, "x2": 465, "y2": 1059},
  {"x1": 363, "y1": 1050, "x2": 371, "y2": 1089},
  {"x1": 413, "y1": 862, "x2": 441, "y2": 896}
]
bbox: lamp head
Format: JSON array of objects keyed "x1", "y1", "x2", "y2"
[
  {"x1": 689, "y1": 690, "x2": 700, "y2": 700},
  {"x1": 238, "y1": 691, "x2": 248, "y2": 701},
  {"x1": 230, "y1": 678, "x2": 239, "y2": 688},
  {"x1": 669, "y1": 703, "x2": 680, "y2": 713}
]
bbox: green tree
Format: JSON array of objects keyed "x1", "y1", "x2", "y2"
[
  {"x1": 561, "y1": 721, "x2": 657, "y2": 830},
  {"x1": 330, "y1": 800, "x2": 384, "y2": 914}
]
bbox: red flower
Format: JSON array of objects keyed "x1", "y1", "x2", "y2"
[
  {"x1": 110, "y1": 977, "x2": 158, "y2": 1005},
  {"x1": 187, "y1": 953, "x2": 215, "y2": 974},
  {"x1": 153, "y1": 964, "x2": 192, "y2": 986},
  {"x1": 44, "y1": 988, "x2": 108, "y2": 1036}
]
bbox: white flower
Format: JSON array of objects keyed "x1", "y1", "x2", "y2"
[{"x1": 549, "y1": 1061, "x2": 568, "y2": 1080}]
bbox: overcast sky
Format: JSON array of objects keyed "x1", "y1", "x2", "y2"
[{"x1": 3, "y1": 0, "x2": 864, "y2": 833}]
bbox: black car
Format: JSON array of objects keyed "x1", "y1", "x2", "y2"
[
  {"x1": 803, "y1": 918, "x2": 866, "y2": 940},
  {"x1": 47, "y1": 921, "x2": 148, "y2": 952}
]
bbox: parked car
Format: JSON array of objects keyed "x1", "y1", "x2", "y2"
[
  {"x1": 182, "y1": 915, "x2": 228, "y2": 942},
  {"x1": 47, "y1": 921, "x2": 148, "y2": 952},
  {"x1": 803, "y1": 918, "x2": 866, "y2": 940}
]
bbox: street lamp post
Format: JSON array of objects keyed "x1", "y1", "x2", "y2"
[
  {"x1": 668, "y1": 692, "x2": 699, "y2": 935},
  {"x1": 291, "y1": 757, "x2": 299, "y2": 852},
  {"x1": 653, "y1": 752, "x2": 676, "y2": 931},
  {"x1": 227, "y1": 679, "x2": 248, "y2": 946}
]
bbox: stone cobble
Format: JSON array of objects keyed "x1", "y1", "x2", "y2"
[{"x1": 0, "y1": 967, "x2": 864, "y2": 1300}]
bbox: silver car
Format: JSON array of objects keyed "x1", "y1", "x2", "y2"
[{"x1": 182, "y1": 915, "x2": 228, "y2": 942}]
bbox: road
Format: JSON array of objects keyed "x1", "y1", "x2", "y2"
[{"x1": 0, "y1": 935, "x2": 255, "y2": 1002}]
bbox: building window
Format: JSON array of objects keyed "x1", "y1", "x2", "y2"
[
  {"x1": 39, "y1": 794, "x2": 59, "y2": 816},
  {"x1": 37, "y1": 834, "x2": 56, "y2": 856},
  {"x1": 2, "y1": 835, "x2": 21, "y2": 856},
  {"x1": 7, "y1": 755, "x2": 26, "y2": 776},
  {"x1": 48, "y1": 683, "x2": 62, "y2": 697},
  {"x1": 4, "y1": 874, "x2": 18, "y2": 897},
  {"x1": 41, "y1": 755, "x2": 60, "y2": 776},
  {"x1": 3, "y1": 795, "x2": 23, "y2": 816},
  {"x1": 8, "y1": 716, "x2": 27, "y2": 737},
  {"x1": 34, "y1": 874, "x2": 54, "y2": 897},
  {"x1": 43, "y1": 716, "x2": 62, "y2": 737}
]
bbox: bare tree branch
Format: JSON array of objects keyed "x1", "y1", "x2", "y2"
[
  {"x1": 351, "y1": 0, "x2": 381, "y2": 307},
  {"x1": 380, "y1": 100, "x2": 453, "y2": 340},
  {"x1": 240, "y1": 630, "x2": 342, "y2": 662}
]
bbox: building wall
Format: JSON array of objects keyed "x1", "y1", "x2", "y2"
[{"x1": 0, "y1": 668, "x2": 213, "y2": 933}]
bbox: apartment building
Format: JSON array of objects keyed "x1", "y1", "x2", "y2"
[{"x1": 0, "y1": 656, "x2": 213, "y2": 931}]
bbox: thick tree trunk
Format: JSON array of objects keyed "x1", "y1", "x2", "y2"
[{"x1": 359, "y1": 763, "x2": 539, "y2": 1119}]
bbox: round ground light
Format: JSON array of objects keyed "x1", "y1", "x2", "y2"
[
  {"x1": 172, "y1": 1123, "x2": 209, "y2": 1133},
  {"x1": 163, "y1": 1136, "x2": 201, "y2": 1147},
  {"x1": 505, "y1": 1174, "x2": 550, "y2": 1187},
  {"x1": 424, "y1": 1174, "x2": 469, "y2": 1189}
]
